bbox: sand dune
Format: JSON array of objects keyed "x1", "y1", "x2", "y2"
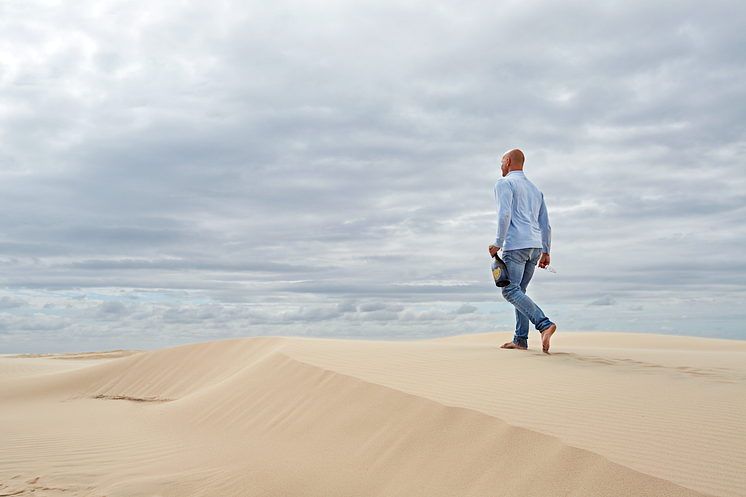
[{"x1": 1, "y1": 332, "x2": 744, "y2": 496}]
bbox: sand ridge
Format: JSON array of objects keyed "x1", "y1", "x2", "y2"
[
  {"x1": 2, "y1": 332, "x2": 743, "y2": 496},
  {"x1": 282, "y1": 333, "x2": 746, "y2": 496},
  {"x1": 6, "y1": 350, "x2": 144, "y2": 360}
]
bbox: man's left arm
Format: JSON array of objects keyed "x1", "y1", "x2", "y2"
[{"x1": 538, "y1": 194, "x2": 551, "y2": 268}]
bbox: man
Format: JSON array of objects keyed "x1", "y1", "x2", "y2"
[{"x1": 489, "y1": 149, "x2": 557, "y2": 353}]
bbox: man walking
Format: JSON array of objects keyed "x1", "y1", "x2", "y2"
[{"x1": 488, "y1": 149, "x2": 557, "y2": 353}]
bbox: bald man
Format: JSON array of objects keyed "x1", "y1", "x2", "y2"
[{"x1": 489, "y1": 149, "x2": 557, "y2": 353}]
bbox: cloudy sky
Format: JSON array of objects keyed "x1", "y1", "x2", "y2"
[{"x1": 1, "y1": 0, "x2": 744, "y2": 352}]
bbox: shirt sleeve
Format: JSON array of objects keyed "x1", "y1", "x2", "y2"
[
  {"x1": 538, "y1": 193, "x2": 551, "y2": 254},
  {"x1": 494, "y1": 180, "x2": 512, "y2": 248}
]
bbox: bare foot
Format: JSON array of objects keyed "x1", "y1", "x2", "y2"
[
  {"x1": 500, "y1": 341, "x2": 527, "y2": 350},
  {"x1": 541, "y1": 324, "x2": 556, "y2": 353}
]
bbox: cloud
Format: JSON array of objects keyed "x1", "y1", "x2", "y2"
[
  {"x1": 91, "y1": 301, "x2": 135, "y2": 320},
  {"x1": 453, "y1": 304, "x2": 477, "y2": 315},
  {"x1": 588, "y1": 296, "x2": 617, "y2": 307},
  {"x1": 0, "y1": 313, "x2": 72, "y2": 334},
  {"x1": 337, "y1": 301, "x2": 357, "y2": 313},
  {"x1": 0, "y1": 296, "x2": 27, "y2": 310},
  {"x1": 358, "y1": 302, "x2": 388, "y2": 313},
  {"x1": 1, "y1": 0, "x2": 745, "y2": 351}
]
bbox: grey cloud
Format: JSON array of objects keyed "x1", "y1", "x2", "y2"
[
  {"x1": 162, "y1": 305, "x2": 226, "y2": 324},
  {"x1": 280, "y1": 307, "x2": 344, "y2": 323},
  {"x1": 337, "y1": 301, "x2": 357, "y2": 313},
  {"x1": 358, "y1": 302, "x2": 388, "y2": 313},
  {"x1": 453, "y1": 304, "x2": 477, "y2": 315},
  {"x1": 588, "y1": 296, "x2": 617, "y2": 307},
  {"x1": 0, "y1": 313, "x2": 71, "y2": 333},
  {"x1": 97, "y1": 301, "x2": 131, "y2": 315},
  {"x1": 398, "y1": 308, "x2": 451, "y2": 322},
  {"x1": 0, "y1": 296, "x2": 27, "y2": 310},
  {"x1": 63, "y1": 259, "x2": 335, "y2": 274},
  {"x1": 85, "y1": 301, "x2": 138, "y2": 321},
  {"x1": 1, "y1": 0, "x2": 745, "y2": 350}
]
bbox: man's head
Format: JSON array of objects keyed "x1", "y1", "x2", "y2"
[{"x1": 500, "y1": 149, "x2": 525, "y2": 177}]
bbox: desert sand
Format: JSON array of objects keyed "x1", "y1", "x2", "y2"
[{"x1": 1, "y1": 331, "x2": 745, "y2": 496}]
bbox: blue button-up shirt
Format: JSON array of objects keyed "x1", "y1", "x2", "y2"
[{"x1": 494, "y1": 171, "x2": 551, "y2": 253}]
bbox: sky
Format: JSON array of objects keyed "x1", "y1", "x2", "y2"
[{"x1": 1, "y1": 0, "x2": 745, "y2": 352}]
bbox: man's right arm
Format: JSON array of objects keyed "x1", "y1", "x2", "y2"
[{"x1": 494, "y1": 180, "x2": 513, "y2": 249}]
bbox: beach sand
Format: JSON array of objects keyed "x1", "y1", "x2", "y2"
[{"x1": 1, "y1": 332, "x2": 744, "y2": 496}]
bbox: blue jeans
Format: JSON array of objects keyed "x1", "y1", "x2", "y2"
[{"x1": 501, "y1": 248, "x2": 554, "y2": 348}]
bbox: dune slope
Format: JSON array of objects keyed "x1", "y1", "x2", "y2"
[{"x1": 2, "y1": 333, "x2": 743, "y2": 496}]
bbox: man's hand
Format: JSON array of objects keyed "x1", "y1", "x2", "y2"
[
  {"x1": 489, "y1": 245, "x2": 500, "y2": 257},
  {"x1": 538, "y1": 252, "x2": 550, "y2": 269}
]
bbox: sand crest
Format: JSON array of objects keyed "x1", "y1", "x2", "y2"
[{"x1": 1, "y1": 332, "x2": 744, "y2": 496}]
